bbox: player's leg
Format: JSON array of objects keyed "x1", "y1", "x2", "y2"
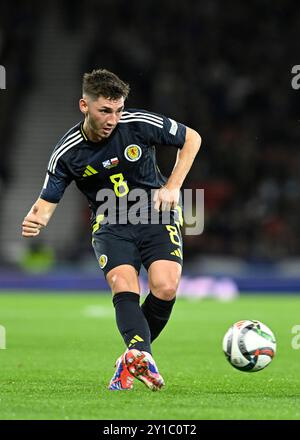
[
  {"x1": 144, "y1": 260, "x2": 181, "y2": 342},
  {"x1": 106, "y1": 265, "x2": 164, "y2": 391},
  {"x1": 106, "y1": 265, "x2": 151, "y2": 391},
  {"x1": 148, "y1": 260, "x2": 181, "y2": 301},
  {"x1": 106, "y1": 263, "x2": 140, "y2": 293},
  {"x1": 106, "y1": 263, "x2": 164, "y2": 391},
  {"x1": 106, "y1": 264, "x2": 152, "y2": 355},
  {"x1": 93, "y1": 230, "x2": 144, "y2": 389},
  {"x1": 139, "y1": 220, "x2": 183, "y2": 342},
  {"x1": 92, "y1": 227, "x2": 163, "y2": 390}
]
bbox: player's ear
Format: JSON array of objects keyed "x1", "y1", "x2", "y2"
[{"x1": 79, "y1": 98, "x2": 88, "y2": 115}]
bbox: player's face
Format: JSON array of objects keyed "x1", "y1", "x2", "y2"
[{"x1": 80, "y1": 95, "x2": 124, "y2": 140}]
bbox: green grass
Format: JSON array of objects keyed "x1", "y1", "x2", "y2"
[{"x1": 0, "y1": 292, "x2": 300, "y2": 420}]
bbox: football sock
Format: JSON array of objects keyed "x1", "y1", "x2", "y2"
[
  {"x1": 141, "y1": 291, "x2": 176, "y2": 342},
  {"x1": 113, "y1": 292, "x2": 152, "y2": 354}
]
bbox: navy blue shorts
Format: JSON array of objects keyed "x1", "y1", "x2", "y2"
[{"x1": 92, "y1": 220, "x2": 183, "y2": 277}]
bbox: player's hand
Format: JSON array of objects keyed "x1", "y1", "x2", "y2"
[
  {"x1": 22, "y1": 205, "x2": 46, "y2": 237},
  {"x1": 153, "y1": 186, "x2": 180, "y2": 211}
]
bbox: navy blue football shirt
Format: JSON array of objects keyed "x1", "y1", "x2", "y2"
[{"x1": 40, "y1": 109, "x2": 186, "y2": 225}]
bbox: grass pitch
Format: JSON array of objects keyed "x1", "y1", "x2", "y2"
[{"x1": 0, "y1": 292, "x2": 300, "y2": 420}]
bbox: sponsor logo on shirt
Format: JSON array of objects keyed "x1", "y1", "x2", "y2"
[{"x1": 83, "y1": 165, "x2": 99, "y2": 177}]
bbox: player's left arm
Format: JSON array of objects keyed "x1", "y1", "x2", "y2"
[{"x1": 154, "y1": 127, "x2": 201, "y2": 211}]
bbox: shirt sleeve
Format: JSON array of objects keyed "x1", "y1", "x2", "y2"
[
  {"x1": 142, "y1": 111, "x2": 187, "y2": 148},
  {"x1": 40, "y1": 157, "x2": 73, "y2": 203}
]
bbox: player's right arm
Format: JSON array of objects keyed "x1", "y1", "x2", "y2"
[
  {"x1": 22, "y1": 135, "x2": 75, "y2": 238},
  {"x1": 22, "y1": 198, "x2": 57, "y2": 237}
]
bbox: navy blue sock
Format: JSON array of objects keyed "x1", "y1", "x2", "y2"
[
  {"x1": 113, "y1": 292, "x2": 152, "y2": 354},
  {"x1": 141, "y1": 292, "x2": 176, "y2": 342}
]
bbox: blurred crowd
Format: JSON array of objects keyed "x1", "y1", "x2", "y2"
[
  {"x1": 1, "y1": 0, "x2": 299, "y2": 262},
  {"x1": 0, "y1": 0, "x2": 39, "y2": 201},
  {"x1": 82, "y1": 0, "x2": 300, "y2": 261}
]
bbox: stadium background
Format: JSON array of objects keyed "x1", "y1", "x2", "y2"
[
  {"x1": 1, "y1": 0, "x2": 300, "y2": 421},
  {"x1": 1, "y1": 0, "x2": 299, "y2": 293}
]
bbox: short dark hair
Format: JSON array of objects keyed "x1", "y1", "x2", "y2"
[{"x1": 82, "y1": 69, "x2": 130, "y2": 101}]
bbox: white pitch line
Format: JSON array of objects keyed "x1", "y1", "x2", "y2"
[{"x1": 83, "y1": 305, "x2": 114, "y2": 318}]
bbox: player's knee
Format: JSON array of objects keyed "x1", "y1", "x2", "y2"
[
  {"x1": 151, "y1": 280, "x2": 178, "y2": 301},
  {"x1": 106, "y1": 269, "x2": 139, "y2": 294},
  {"x1": 108, "y1": 275, "x2": 131, "y2": 293}
]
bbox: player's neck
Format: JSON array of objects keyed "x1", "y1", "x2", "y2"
[{"x1": 83, "y1": 120, "x2": 104, "y2": 143}]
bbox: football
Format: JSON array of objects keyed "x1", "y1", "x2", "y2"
[{"x1": 222, "y1": 320, "x2": 276, "y2": 372}]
